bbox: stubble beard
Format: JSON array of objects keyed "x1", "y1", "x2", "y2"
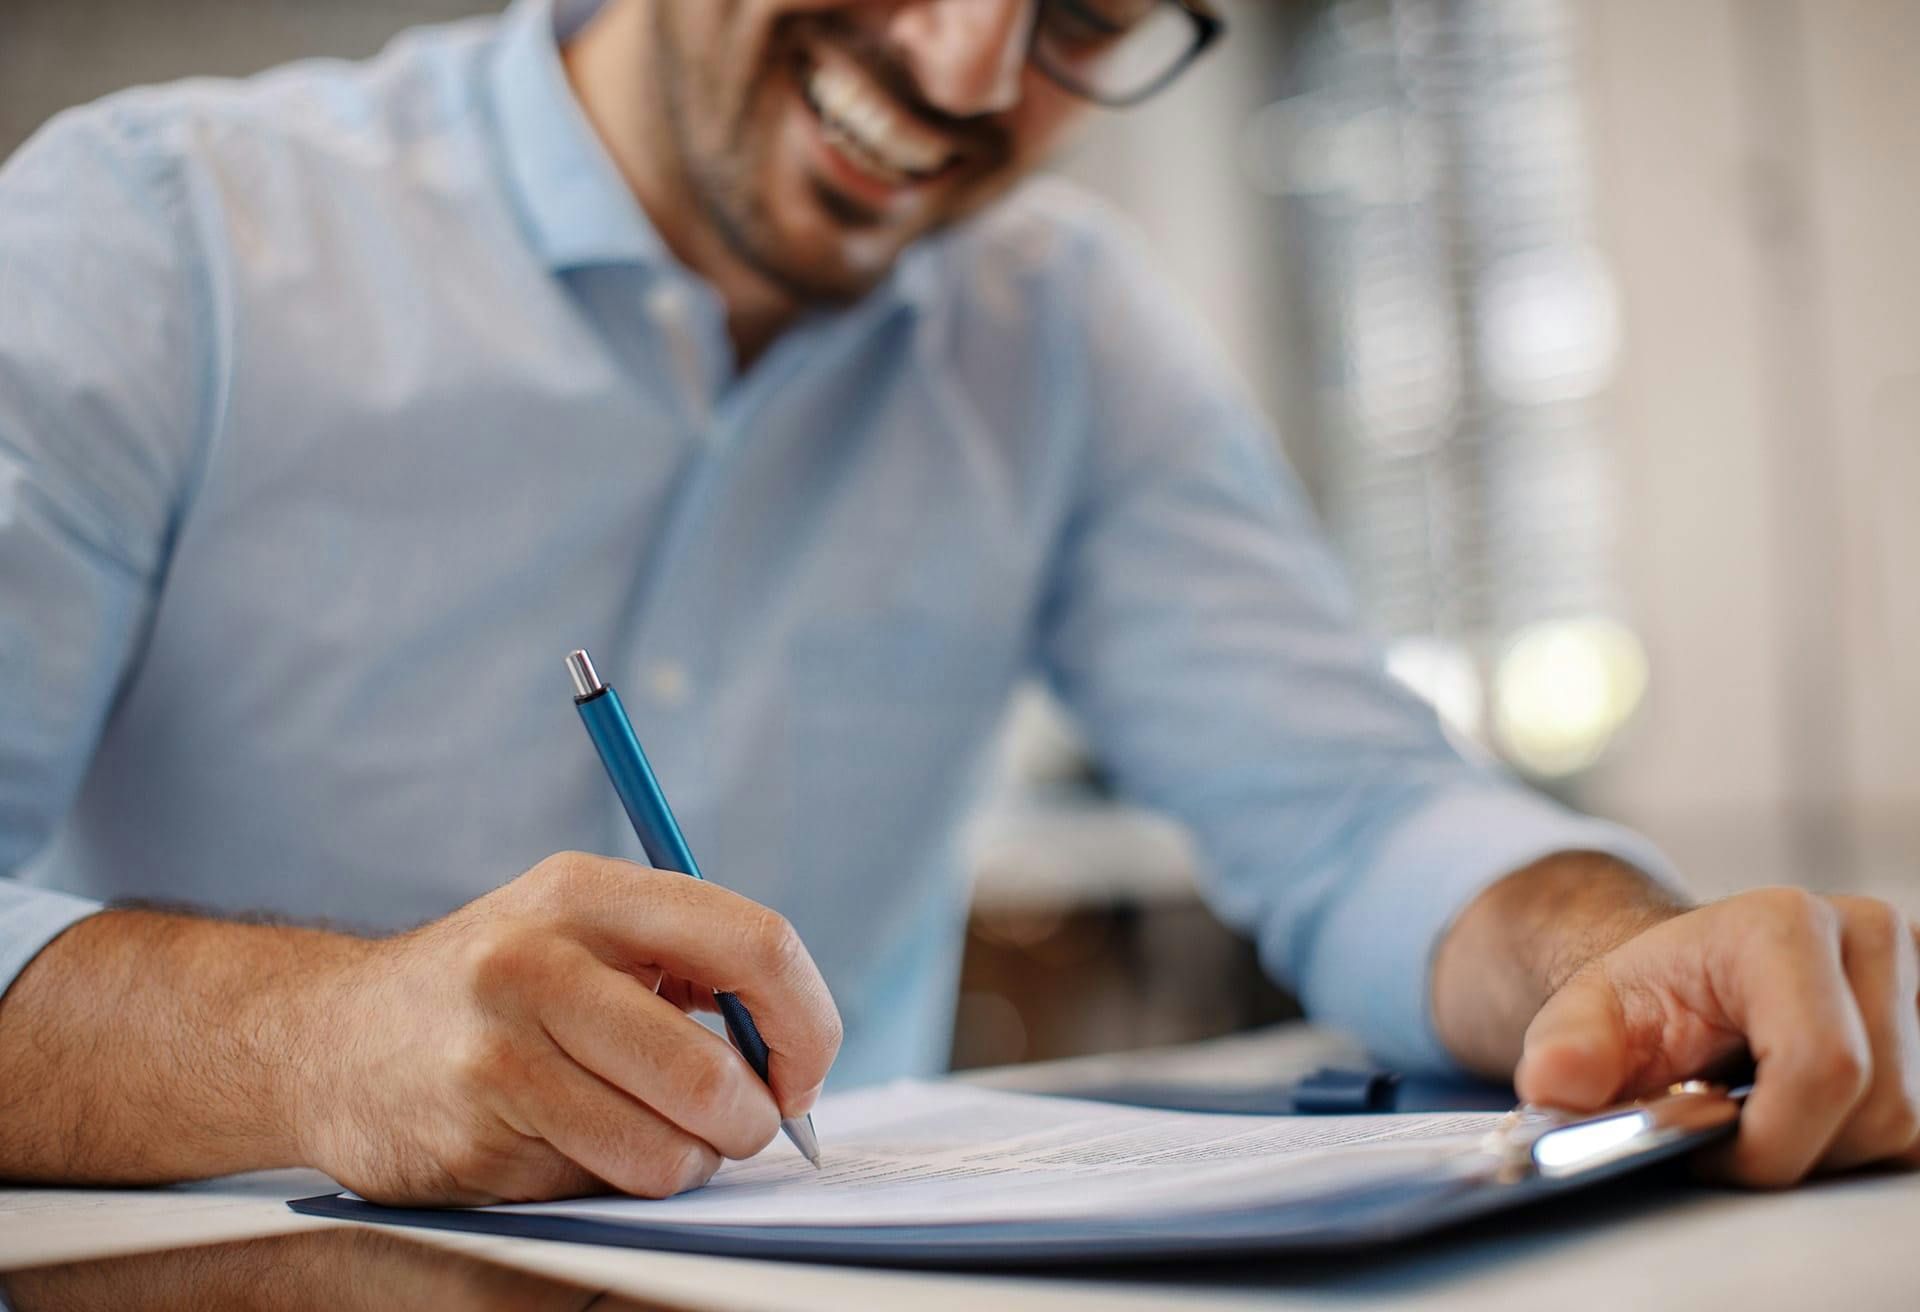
[{"x1": 653, "y1": 7, "x2": 887, "y2": 307}]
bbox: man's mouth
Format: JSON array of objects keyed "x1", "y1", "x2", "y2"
[{"x1": 798, "y1": 46, "x2": 961, "y2": 189}]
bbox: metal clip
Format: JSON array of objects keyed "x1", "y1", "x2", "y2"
[{"x1": 1490, "y1": 1081, "x2": 1745, "y2": 1183}]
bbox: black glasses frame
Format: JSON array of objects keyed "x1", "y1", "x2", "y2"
[{"x1": 1029, "y1": 0, "x2": 1227, "y2": 109}]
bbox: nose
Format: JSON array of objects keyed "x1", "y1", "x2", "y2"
[{"x1": 888, "y1": 0, "x2": 1034, "y2": 119}]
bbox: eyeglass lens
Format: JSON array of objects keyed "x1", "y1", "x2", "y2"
[{"x1": 1031, "y1": 1, "x2": 1210, "y2": 105}]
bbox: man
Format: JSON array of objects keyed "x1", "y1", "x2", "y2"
[{"x1": 0, "y1": 0, "x2": 1914, "y2": 1206}]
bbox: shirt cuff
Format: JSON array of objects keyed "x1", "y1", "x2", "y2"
[
  {"x1": 0, "y1": 884, "x2": 105, "y2": 999},
  {"x1": 1297, "y1": 785, "x2": 1682, "y2": 1075}
]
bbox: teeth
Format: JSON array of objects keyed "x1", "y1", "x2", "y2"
[{"x1": 806, "y1": 59, "x2": 952, "y2": 180}]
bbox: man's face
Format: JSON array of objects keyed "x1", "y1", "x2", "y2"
[{"x1": 650, "y1": 0, "x2": 1090, "y2": 302}]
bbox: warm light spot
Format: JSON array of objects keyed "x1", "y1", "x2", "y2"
[{"x1": 1493, "y1": 617, "x2": 1648, "y2": 777}]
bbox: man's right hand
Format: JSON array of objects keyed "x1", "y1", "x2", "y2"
[{"x1": 286, "y1": 851, "x2": 841, "y2": 1205}]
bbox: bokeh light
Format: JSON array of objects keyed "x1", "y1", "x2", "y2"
[{"x1": 1493, "y1": 617, "x2": 1649, "y2": 777}]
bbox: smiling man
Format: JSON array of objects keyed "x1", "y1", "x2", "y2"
[
  {"x1": 1, "y1": 0, "x2": 1917, "y2": 1207},
  {"x1": 571, "y1": 0, "x2": 1175, "y2": 354}
]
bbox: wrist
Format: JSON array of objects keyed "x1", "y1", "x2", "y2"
[
  {"x1": 1432, "y1": 852, "x2": 1685, "y2": 1078},
  {"x1": 261, "y1": 928, "x2": 383, "y2": 1172}
]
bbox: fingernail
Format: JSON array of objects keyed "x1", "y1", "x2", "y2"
[{"x1": 791, "y1": 1081, "x2": 825, "y2": 1116}]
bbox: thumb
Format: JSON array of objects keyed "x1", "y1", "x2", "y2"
[{"x1": 1515, "y1": 971, "x2": 1631, "y2": 1111}]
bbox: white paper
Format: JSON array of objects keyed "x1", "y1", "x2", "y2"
[{"x1": 494, "y1": 1081, "x2": 1503, "y2": 1229}]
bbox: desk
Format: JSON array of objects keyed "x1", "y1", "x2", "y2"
[{"x1": 4, "y1": 1024, "x2": 1915, "y2": 1311}]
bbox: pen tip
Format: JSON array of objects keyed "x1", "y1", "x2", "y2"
[{"x1": 783, "y1": 1114, "x2": 822, "y2": 1167}]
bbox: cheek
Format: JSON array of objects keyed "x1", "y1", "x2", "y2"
[
  {"x1": 689, "y1": 2, "x2": 798, "y2": 144},
  {"x1": 1008, "y1": 80, "x2": 1093, "y2": 164}
]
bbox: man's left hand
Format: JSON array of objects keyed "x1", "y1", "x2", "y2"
[{"x1": 1517, "y1": 887, "x2": 1920, "y2": 1186}]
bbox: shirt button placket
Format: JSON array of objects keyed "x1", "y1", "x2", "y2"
[{"x1": 647, "y1": 281, "x2": 712, "y2": 429}]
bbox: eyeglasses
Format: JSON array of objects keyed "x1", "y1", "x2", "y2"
[{"x1": 1029, "y1": 0, "x2": 1226, "y2": 108}]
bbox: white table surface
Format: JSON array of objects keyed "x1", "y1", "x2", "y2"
[{"x1": 5, "y1": 1024, "x2": 1916, "y2": 1311}]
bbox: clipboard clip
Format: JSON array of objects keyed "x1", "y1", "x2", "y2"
[{"x1": 1482, "y1": 1080, "x2": 1751, "y2": 1184}]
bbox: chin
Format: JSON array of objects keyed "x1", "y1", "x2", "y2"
[
  {"x1": 713, "y1": 41, "x2": 981, "y2": 304},
  {"x1": 732, "y1": 222, "x2": 889, "y2": 305},
  {"x1": 737, "y1": 170, "x2": 927, "y2": 303}
]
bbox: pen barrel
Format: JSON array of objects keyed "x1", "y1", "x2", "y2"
[
  {"x1": 574, "y1": 685, "x2": 705, "y2": 881},
  {"x1": 716, "y1": 990, "x2": 774, "y2": 1084},
  {"x1": 574, "y1": 682, "x2": 774, "y2": 1082},
  {"x1": 570, "y1": 656, "x2": 816, "y2": 1163}
]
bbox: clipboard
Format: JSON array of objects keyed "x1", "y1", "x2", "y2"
[{"x1": 288, "y1": 1082, "x2": 1745, "y2": 1269}]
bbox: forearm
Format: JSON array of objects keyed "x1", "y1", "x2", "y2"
[
  {"x1": 0, "y1": 908, "x2": 372, "y2": 1184},
  {"x1": 1431, "y1": 851, "x2": 1686, "y2": 1079}
]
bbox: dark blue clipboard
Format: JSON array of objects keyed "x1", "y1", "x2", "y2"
[{"x1": 288, "y1": 1082, "x2": 1742, "y2": 1269}]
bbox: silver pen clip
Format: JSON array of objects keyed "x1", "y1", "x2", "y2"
[{"x1": 1481, "y1": 1081, "x2": 1749, "y2": 1184}]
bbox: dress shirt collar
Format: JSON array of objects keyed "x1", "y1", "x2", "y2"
[
  {"x1": 489, "y1": 0, "x2": 664, "y2": 271},
  {"x1": 486, "y1": 0, "x2": 941, "y2": 313}
]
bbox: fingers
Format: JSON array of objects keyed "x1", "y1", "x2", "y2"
[
  {"x1": 460, "y1": 1143, "x2": 606, "y2": 1208},
  {"x1": 1821, "y1": 897, "x2": 1920, "y2": 1171},
  {"x1": 1514, "y1": 890, "x2": 1920, "y2": 1189},
  {"x1": 1515, "y1": 969, "x2": 1632, "y2": 1111},
  {"x1": 538, "y1": 947, "x2": 781, "y2": 1160},
  {"x1": 510, "y1": 1047, "x2": 721, "y2": 1200},
  {"x1": 529, "y1": 855, "x2": 843, "y2": 1111},
  {"x1": 366, "y1": 1128, "x2": 604, "y2": 1208},
  {"x1": 1702, "y1": 890, "x2": 1870, "y2": 1187}
]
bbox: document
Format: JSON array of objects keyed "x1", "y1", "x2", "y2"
[{"x1": 492, "y1": 1082, "x2": 1503, "y2": 1230}]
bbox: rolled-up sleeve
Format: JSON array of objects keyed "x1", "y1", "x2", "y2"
[
  {"x1": 1036, "y1": 215, "x2": 1678, "y2": 1072},
  {"x1": 0, "y1": 886, "x2": 103, "y2": 997},
  {"x1": 0, "y1": 104, "x2": 210, "y2": 994}
]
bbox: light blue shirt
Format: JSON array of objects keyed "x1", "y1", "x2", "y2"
[{"x1": 0, "y1": 0, "x2": 1671, "y2": 1084}]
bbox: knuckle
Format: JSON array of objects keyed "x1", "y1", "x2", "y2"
[
  {"x1": 739, "y1": 905, "x2": 806, "y2": 978},
  {"x1": 628, "y1": 1139, "x2": 714, "y2": 1199},
  {"x1": 820, "y1": 999, "x2": 846, "y2": 1056},
  {"x1": 674, "y1": 1140, "x2": 722, "y2": 1193},
  {"x1": 527, "y1": 851, "x2": 594, "y2": 903},
  {"x1": 460, "y1": 924, "x2": 548, "y2": 1001},
  {"x1": 1748, "y1": 885, "x2": 1833, "y2": 936},
  {"x1": 676, "y1": 1046, "x2": 740, "y2": 1115},
  {"x1": 1843, "y1": 897, "x2": 1908, "y2": 956},
  {"x1": 1807, "y1": 1037, "x2": 1871, "y2": 1103},
  {"x1": 448, "y1": 1030, "x2": 521, "y2": 1094}
]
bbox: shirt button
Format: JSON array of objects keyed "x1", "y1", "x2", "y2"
[
  {"x1": 646, "y1": 662, "x2": 691, "y2": 708},
  {"x1": 646, "y1": 283, "x2": 688, "y2": 325}
]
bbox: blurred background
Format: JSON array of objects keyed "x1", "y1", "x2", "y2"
[{"x1": 6, "y1": 0, "x2": 1916, "y2": 1070}]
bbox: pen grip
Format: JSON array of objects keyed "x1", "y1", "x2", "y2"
[{"x1": 715, "y1": 990, "x2": 773, "y2": 1084}]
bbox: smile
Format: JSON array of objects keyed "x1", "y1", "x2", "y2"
[{"x1": 798, "y1": 47, "x2": 959, "y2": 187}]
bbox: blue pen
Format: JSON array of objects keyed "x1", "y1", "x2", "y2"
[{"x1": 565, "y1": 648, "x2": 822, "y2": 1167}]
